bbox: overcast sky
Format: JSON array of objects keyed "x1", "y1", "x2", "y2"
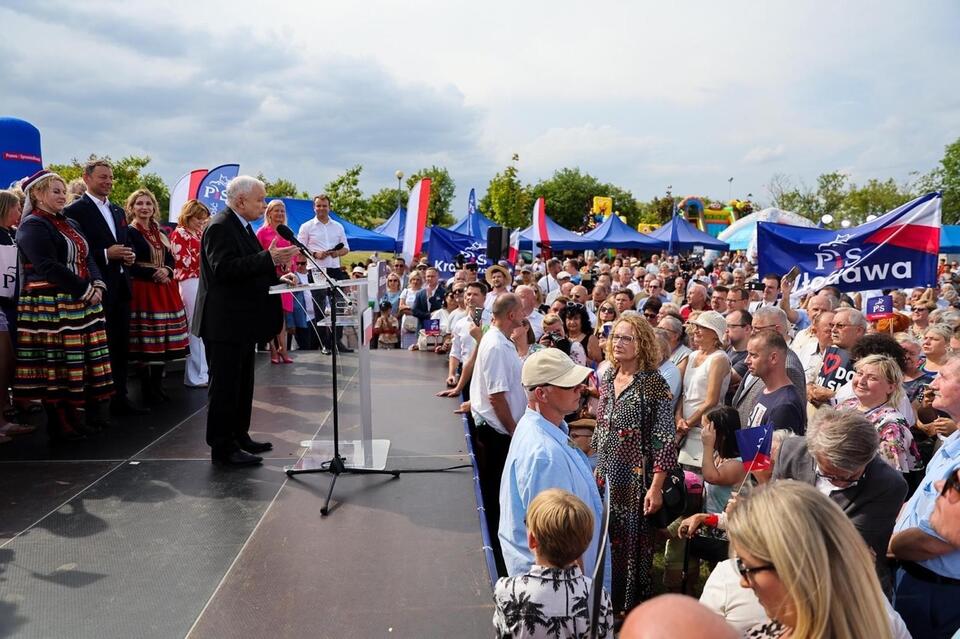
[{"x1": 1, "y1": 0, "x2": 958, "y2": 217}]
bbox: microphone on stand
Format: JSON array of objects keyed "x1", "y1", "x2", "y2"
[{"x1": 276, "y1": 224, "x2": 309, "y2": 253}]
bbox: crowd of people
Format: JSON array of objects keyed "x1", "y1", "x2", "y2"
[
  {"x1": 3, "y1": 160, "x2": 959, "y2": 636},
  {"x1": 397, "y1": 251, "x2": 960, "y2": 637}
]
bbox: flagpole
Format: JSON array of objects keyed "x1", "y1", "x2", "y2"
[{"x1": 735, "y1": 428, "x2": 770, "y2": 494}]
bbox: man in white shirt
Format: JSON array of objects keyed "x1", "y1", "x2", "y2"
[
  {"x1": 440, "y1": 281, "x2": 490, "y2": 392},
  {"x1": 537, "y1": 258, "x2": 562, "y2": 298},
  {"x1": 748, "y1": 273, "x2": 781, "y2": 312},
  {"x1": 297, "y1": 194, "x2": 351, "y2": 354},
  {"x1": 470, "y1": 293, "x2": 526, "y2": 556}
]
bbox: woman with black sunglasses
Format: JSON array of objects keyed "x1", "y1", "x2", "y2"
[{"x1": 561, "y1": 302, "x2": 602, "y2": 365}]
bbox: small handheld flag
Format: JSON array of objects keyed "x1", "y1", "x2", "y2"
[
  {"x1": 865, "y1": 295, "x2": 894, "y2": 322},
  {"x1": 735, "y1": 424, "x2": 773, "y2": 473},
  {"x1": 423, "y1": 319, "x2": 441, "y2": 336}
]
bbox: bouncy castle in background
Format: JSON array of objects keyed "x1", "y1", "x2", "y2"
[
  {"x1": 679, "y1": 196, "x2": 752, "y2": 238},
  {"x1": 0, "y1": 117, "x2": 42, "y2": 188}
]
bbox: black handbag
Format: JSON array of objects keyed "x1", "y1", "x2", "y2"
[{"x1": 638, "y1": 388, "x2": 686, "y2": 529}]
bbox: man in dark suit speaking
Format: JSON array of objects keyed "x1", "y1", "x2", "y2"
[{"x1": 193, "y1": 176, "x2": 299, "y2": 466}]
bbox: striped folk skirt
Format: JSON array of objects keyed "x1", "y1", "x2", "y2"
[
  {"x1": 129, "y1": 279, "x2": 190, "y2": 363},
  {"x1": 14, "y1": 290, "x2": 114, "y2": 405}
]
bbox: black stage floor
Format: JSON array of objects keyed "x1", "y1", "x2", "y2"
[{"x1": 0, "y1": 351, "x2": 492, "y2": 638}]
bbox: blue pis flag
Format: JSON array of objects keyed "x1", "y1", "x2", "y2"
[
  {"x1": 757, "y1": 193, "x2": 941, "y2": 295},
  {"x1": 195, "y1": 163, "x2": 240, "y2": 214},
  {"x1": 865, "y1": 295, "x2": 895, "y2": 322},
  {"x1": 426, "y1": 226, "x2": 490, "y2": 278},
  {"x1": 735, "y1": 424, "x2": 773, "y2": 472},
  {"x1": 467, "y1": 188, "x2": 477, "y2": 216}
]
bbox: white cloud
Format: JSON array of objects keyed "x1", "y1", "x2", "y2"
[{"x1": 743, "y1": 144, "x2": 787, "y2": 164}]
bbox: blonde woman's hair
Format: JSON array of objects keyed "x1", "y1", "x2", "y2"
[
  {"x1": 525, "y1": 488, "x2": 594, "y2": 568},
  {"x1": 177, "y1": 199, "x2": 210, "y2": 228},
  {"x1": 27, "y1": 174, "x2": 66, "y2": 210},
  {"x1": 265, "y1": 199, "x2": 286, "y2": 228},
  {"x1": 726, "y1": 481, "x2": 893, "y2": 639},
  {"x1": 542, "y1": 312, "x2": 562, "y2": 332},
  {"x1": 125, "y1": 188, "x2": 160, "y2": 223},
  {"x1": 0, "y1": 190, "x2": 19, "y2": 226},
  {"x1": 125, "y1": 188, "x2": 171, "y2": 250},
  {"x1": 923, "y1": 322, "x2": 953, "y2": 344},
  {"x1": 606, "y1": 314, "x2": 660, "y2": 371},
  {"x1": 853, "y1": 353, "x2": 904, "y2": 408}
]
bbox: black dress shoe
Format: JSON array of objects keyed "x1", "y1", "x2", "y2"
[
  {"x1": 111, "y1": 398, "x2": 151, "y2": 416},
  {"x1": 237, "y1": 438, "x2": 273, "y2": 454},
  {"x1": 212, "y1": 449, "x2": 263, "y2": 466},
  {"x1": 320, "y1": 346, "x2": 332, "y2": 355}
]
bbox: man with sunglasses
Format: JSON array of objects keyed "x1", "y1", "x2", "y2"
[
  {"x1": 498, "y1": 348, "x2": 610, "y2": 590},
  {"x1": 890, "y1": 356, "x2": 960, "y2": 639}
]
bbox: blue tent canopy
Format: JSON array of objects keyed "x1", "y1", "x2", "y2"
[
  {"x1": 581, "y1": 215, "x2": 667, "y2": 251},
  {"x1": 649, "y1": 215, "x2": 729, "y2": 252},
  {"x1": 518, "y1": 216, "x2": 591, "y2": 251},
  {"x1": 448, "y1": 210, "x2": 497, "y2": 239},
  {"x1": 373, "y1": 206, "x2": 435, "y2": 252},
  {"x1": 940, "y1": 225, "x2": 960, "y2": 253},
  {"x1": 259, "y1": 198, "x2": 396, "y2": 252}
]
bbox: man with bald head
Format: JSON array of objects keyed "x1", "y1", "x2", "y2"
[
  {"x1": 620, "y1": 594, "x2": 738, "y2": 639},
  {"x1": 514, "y1": 284, "x2": 544, "y2": 340},
  {"x1": 680, "y1": 283, "x2": 708, "y2": 320}
]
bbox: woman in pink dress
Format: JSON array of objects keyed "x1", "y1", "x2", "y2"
[
  {"x1": 257, "y1": 200, "x2": 295, "y2": 363},
  {"x1": 170, "y1": 199, "x2": 210, "y2": 387}
]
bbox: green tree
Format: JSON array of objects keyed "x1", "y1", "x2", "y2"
[
  {"x1": 528, "y1": 168, "x2": 602, "y2": 230},
  {"x1": 920, "y1": 137, "x2": 960, "y2": 224},
  {"x1": 406, "y1": 166, "x2": 456, "y2": 226},
  {"x1": 324, "y1": 165, "x2": 370, "y2": 226},
  {"x1": 47, "y1": 154, "x2": 171, "y2": 221},
  {"x1": 257, "y1": 173, "x2": 308, "y2": 199},
  {"x1": 637, "y1": 195, "x2": 677, "y2": 225},
  {"x1": 366, "y1": 186, "x2": 407, "y2": 227},
  {"x1": 843, "y1": 178, "x2": 914, "y2": 225},
  {"x1": 479, "y1": 158, "x2": 532, "y2": 229}
]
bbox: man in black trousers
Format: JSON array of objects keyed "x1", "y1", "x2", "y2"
[
  {"x1": 193, "y1": 175, "x2": 299, "y2": 466},
  {"x1": 64, "y1": 158, "x2": 148, "y2": 417}
]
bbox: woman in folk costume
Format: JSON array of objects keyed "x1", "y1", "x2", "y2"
[
  {"x1": 14, "y1": 170, "x2": 113, "y2": 443},
  {"x1": 125, "y1": 188, "x2": 189, "y2": 403}
]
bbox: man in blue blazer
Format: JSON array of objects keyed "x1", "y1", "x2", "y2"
[
  {"x1": 411, "y1": 266, "x2": 445, "y2": 328},
  {"x1": 64, "y1": 158, "x2": 147, "y2": 417}
]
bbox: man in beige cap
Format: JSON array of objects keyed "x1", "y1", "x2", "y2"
[{"x1": 498, "y1": 348, "x2": 611, "y2": 591}]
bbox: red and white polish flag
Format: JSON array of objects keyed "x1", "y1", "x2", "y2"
[
  {"x1": 530, "y1": 197, "x2": 549, "y2": 259},
  {"x1": 402, "y1": 178, "x2": 431, "y2": 264}
]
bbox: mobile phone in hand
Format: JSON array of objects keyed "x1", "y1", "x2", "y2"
[
  {"x1": 472, "y1": 307, "x2": 483, "y2": 326},
  {"x1": 784, "y1": 265, "x2": 801, "y2": 285}
]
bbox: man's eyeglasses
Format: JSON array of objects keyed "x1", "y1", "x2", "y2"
[
  {"x1": 735, "y1": 556, "x2": 776, "y2": 580},
  {"x1": 815, "y1": 464, "x2": 864, "y2": 488},
  {"x1": 829, "y1": 323, "x2": 854, "y2": 330}
]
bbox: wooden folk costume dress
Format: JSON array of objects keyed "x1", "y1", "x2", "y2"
[
  {"x1": 14, "y1": 209, "x2": 113, "y2": 405},
  {"x1": 127, "y1": 222, "x2": 189, "y2": 363},
  {"x1": 592, "y1": 366, "x2": 677, "y2": 615}
]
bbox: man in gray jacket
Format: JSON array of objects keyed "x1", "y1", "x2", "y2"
[{"x1": 773, "y1": 406, "x2": 908, "y2": 591}]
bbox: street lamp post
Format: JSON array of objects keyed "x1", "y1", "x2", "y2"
[{"x1": 395, "y1": 170, "x2": 404, "y2": 211}]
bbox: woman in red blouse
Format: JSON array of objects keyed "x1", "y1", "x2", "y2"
[
  {"x1": 256, "y1": 199, "x2": 295, "y2": 364},
  {"x1": 170, "y1": 200, "x2": 210, "y2": 387},
  {"x1": 125, "y1": 189, "x2": 190, "y2": 403}
]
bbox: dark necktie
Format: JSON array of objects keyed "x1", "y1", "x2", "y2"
[{"x1": 245, "y1": 224, "x2": 259, "y2": 248}]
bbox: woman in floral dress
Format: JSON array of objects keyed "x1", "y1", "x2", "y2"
[
  {"x1": 170, "y1": 199, "x2": 209, "y2": 387},
  {"x1": 839, "y1": 354, "x2": 922, "y2": 478},
  {"x1": 592, "y1": 313, "x2": 677, "y2": 616}
]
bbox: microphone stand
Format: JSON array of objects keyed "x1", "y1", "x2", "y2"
[{"x1": 284, "y1": 244, "x2": 399, "y2": 516}]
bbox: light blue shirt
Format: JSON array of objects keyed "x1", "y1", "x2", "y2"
[
  {"x1": 498, "y1": 407, "x2": 612, "y2": 592},
  {"x1": 792, "y1": 308, "x2": 811, "y2": 332},
  {"x1": 893, "y1": 431, "x2": 960, "y2": 578},
  {"x1": 659, "y1": 360, "x2": 682, "y2": 416}
]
